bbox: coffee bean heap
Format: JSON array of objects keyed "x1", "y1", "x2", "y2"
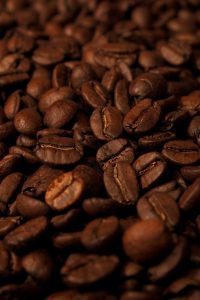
[{"x1": 0, "y1": 0, "x2": 200, "y2": 299}]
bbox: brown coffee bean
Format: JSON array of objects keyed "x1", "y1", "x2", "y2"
[
  {"x1": 138, "y1": 50, "x2": 163, "y2": 70},
  {"x1": 45, "y1": 172, "x2": 85, "y2": 211},
  {"x1": 3, "y1": 216, "x2": 49, "y2": 251},
  {"x1": 0, "y1": 241, "x2": 21, "y2": 278},
  {"x1": 7, "y1": 30, "x2": 34, "y2": 54},
  {"x1": 0, "y1": 154, "x2": 21, "y2": 180},
  {"x1": 179, "y1": 177, "x2": 200, "y2": 211},
  {"x1": 180, "y1": 165, "x2": 200, "y2": 182},
  {"x1": 0, "y1": 172, "x2": 23, "y2": 205},
  {"x1": 26, "y1": 68, "x2": 51, "y2": 99},
  {"x1": 46, "y1": 290, "x2": 116, "y2": 300},
  {"x1": 95, "y1": 43, "x2": 138, "y2": 69},
  {"x1": 16, "y1": 194, "x2": 49, "y2": 218},
  {"x1": 159, "y1": 40, "x2": 191, "y2": 66},
  {"x1": 52, "y1": 231, "x2": 82, "y2": 250},
  {"x1": 0, "y1": 72, "x2": 29, "y2": 88},
  {"x1": 122, "y1": 219, "x2": 173, "y2": 264},
  {"x1": 44, "y1": 100, "x2": 78, "y2": 129},
  {"x1": 51, "y1": 208, "x2": 81, "y2": 230},
  {"x1": 123, "y1": 99, "x2": 161, "y2": 135},
  {"x1": 138, "y1": 132, "x2": 176, "y2": 150},
  {"x1": 9, "y1": 146, "x2": 39, "y2": 165},
  {"x1": 137, "y1": 192, "x2": 180, "y2": 229},
  {"x1": 81, "y1": 216, "x2": 120, "y2": 252},
  {"x1": 39, "y1": 87, "x2": 77, "y2": 113},
  {"x1": 71, "y1": 63, "x2": 97, "y2": 90},
  {"x1": 33, "y1": 43, "x2": 65, "y2": 66},
  {"x1": 82, "y1": 198, "x2": 120, "y2": 217},
  {"x1": 96, "y1": 138, "x2": 135, "y2": 170},
  {"x1": 16, "y1": 134, "x2": 36, "y2": 148},
  {"x1": 148, "y1": 237, "x2": 188, "y2": 282},
  {"x1": 90, "y1": 106, "x2": 123, "y2": 141},
  {"x1": 115, "y1": 79, "x2": 131, "y2": 117},
  {"x1": 35, "y1": 136, "x2": 84, "y2": 166},
  {"x1": 81, "y1": 81, "x2": 110, "y2": 109},
  {"x1": 129, "y1": 73, "x2": 167, "y2": 101},
  {"x1": 102, "y1": 67, "x2": 121, "y2": 94},
  {"x1": 0, "y1": 122, "x2": 16, "y2": 142},
  {"x1": 133, "y1": 152, "x2": 167, "y2": 189},
  {"x1": 162, "y1": 140, "x2": 200, "y2": 165},
  {"x1": 187, "y1": 116, "x2": 200, "y2": 139},
  {"x1": 104, "y1": 162, "x2": 139, "y2": 205},
  {"x1": 0, "y1": 216, "x2": 22, "y2": 238},
  {"x1": 160, "y1": 110, "x2": 188, "y2": 131},
  {"x1": 22, "y1": 165, "x2": 63, "y2": 198},
  {"x1": 61, "y1": 253, "x2": 119, "y2": 287},
  {"x1": 14, "y1": 108, "x2": 42, "y2": 135},
  {"x1": 52, "y1": 63, "x2": 71, "y2": 88},
  {"x1": 180, "y1": 94, "x2": 200, "y2": 115},
  {"x1": 22, "y1": 249, "x2": 54, "y2": 283}
]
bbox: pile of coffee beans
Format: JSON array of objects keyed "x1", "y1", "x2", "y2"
[{"x1": 0, "y1": 0, "x2": 200, "y2": 299}]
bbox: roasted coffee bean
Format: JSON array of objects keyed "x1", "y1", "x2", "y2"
[
  {"x1": 0, "y1": 216, "x2": 22, "y2": 238},
  {"x1": 81, "y1": 216, "x2": 120, "y2": 252},
  {"x1": 95, "y1": 43, "x2": 138, "y2": 69},
  {"x1": 180, "y1": 165, "x2": 200, "y2": 182},
  {"x1": 0, "y1": 122, "x2": 16, "y2": 141},
  {"x1": 104, "y1": 162, "x2": 139, "y2": 205},
  {"x1": 14, "y1": 108, "x2": 42, "y2": 135},
  {"x1": 138, "y1": 132, "x2": 176, "y2": 150},
  {"x1": 137, "y1": 192, "x2": 180, "y2": 229},
  {"x1": 22, "y1": 249, "x2": 54, "y2": 283},
  {"x1": 51, "y1": 208, "x2": 81, "y2": 230},
  {"x1": 102, "y1": 67, "x2": 121, "y2": 93},
  {"x1": 52, "y1": 63, "x2": 71, "y2": 88},
  {"x1": 114, "y1": 79, "x2": 130, "y2": 115},
  {"x1": 0, "y1": 172, "x2": 23, "y2": 204},
  {"x1": 45, "y1": 172, "x2": 85, "y2": 211},
  {"x1": 61, "y1": 253, "x2": 119, "y2": 287},
  {"x1": 82, "y1": 198, "x2": 119, "y2": 217},
  {"x1": 133, "y1": 152, "x2": 166, "y2": 189},
  {"x1": 179, "y1": 177, "x2": 200, "y2": 212},
  {"x1": 81, "y1": 81, "x2": 110, "y2": 109},
  {"x1": 32, "y1": 43, "x2": 65, "y2": 66},
  {"x1": 9, "y1": 146, "x2": 39, "y2": 165},
  {"x1": 52, "y1": 231, "x2": 82, "y2": 250},
  {"x1": 35, "y1": 136, "x2": 83, "y2": 166},
  {"x1": 16, "y1": 134, "x2": 36, "y2": 148},
  {"x1": 162, "y1": 140, "x2": 200, "y2": 165},
  {"x1": 16, "y1": 194, "x2": 49, "y2": 218},
  {"x1": 0, "y1": 154, "x2": 21, "y2": 180},
  {"x1": 26, "y1": 67, "x2": 51, "y2": 99},
  {"x1": 187, "y1": 116, "x2": 200, "y2": 139},
  {"x1": 123, "y1": 99, "x2": 161, "y2": 135},
  {"x1": 22, "y1": 165, "x2": 63, "y2": 198},
  {"x1": 0, "y1": 241, "x2": 21, "y2": 277},
  {"x1": 122, "y1": 219, "x2": 173, "y2": 264},
  {"x1": 43, "y1": 100, "x2": 78, "y2": 128},
  {"x1": 159, "y1": 40, "x2": 191, "y2": 66},
  {"x1": 90, "y1": 106, "x2": 123, "y2": 141},
  {"x1": 148, "y1": 237, "x2": 188, "y2": 282},
  {"x1": 160, "y1": 110, "x2": 188, "y2": 131},
  {"x1": 129, "y1": 73, "x2": 167, "y2": 101},
  {"x1": 4, "y1": 216, "x2": 49, "y2": 252},
  {"x1": 71, "y1": 63, "x2": 97, "y2": 90},
  {"x1": 38, "y1": 87, "x2": 77, "y2": 113},
  {"x1": 138, "y1": 50, "x2": 163, "y2": 70},
  {"x1": 180, "y1": 93, "x2": 200, "y2": 115},
  {"x1": 96, "y1": 138, "x2": 135, "y2": 170}
]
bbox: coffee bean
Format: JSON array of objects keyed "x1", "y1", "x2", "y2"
[
  {"x1": 16, "y1": 134, "x2": 36, "y2": 148},
  {"x1": 4, "y1": 216, "x2": 49, "y2": 252},
  {"x1": 43, "y1": 100, "x2": 78, "y2": 129},
  {"x1": 51, "y1": 208, "x2": 81, "y2": 230},
  {"x1": 160, "y1": 40, "x2": 191, "y2": 66},
  {"x1": 82, "y1": 198, "x2": 120, "y2": 217},
  {"x1": 16, "y1": 193, "x2": 49, "y2": 218},
  {"x1": 61, "y1": 253, "x2": 119, "y2": 287},
  {"x1": 0, "y1": 172, "x2": 23, "y2": 205},
  {"x1": 52, "y1": 63, "x2": 71, "y2": 88},
  {"x1": 122, "y1": 219, "x2": 173, "y2": 264},
  {"x1": 180, "y1": 165, "x2": 200, "y2": 182},
  {"x1": 45, "y1": 172, "x2": 85, "y2": 211},
  {"x1": 14, "y1": 108, "x2": 42, "y2": 135},
  {"x1": 33, "y1": 43, "x2": 65, "y2": 66},
  {"x1": 90, "y1": 106, "x2": 123, "y2": 141},
  {"x1": 71, "y1": 63, "x2": 97, "y2": 90},
  {"x1": 138, "y1": 50, "x2": 163, "y2": 70},
  {"x1": 114, "y1": 79, "x2": 130, "y2": 115},
  {"x1": 179, "y1": 177, "x2": 200, "y2": 211},
  {"x1": 46, "y1": 290, "x2": 116, "y2": 300},
  {"x1": 133, "y1": 152, "x2": 167, "y2": 189},
  {"x1": 53, "y1": 231, "x2": 82, "y2": 250},
  {"x1": 0, "y1": 216, "x2": 22, "y2": 238},
  {"x1": 187, "y1": 116, "x2": 200, "y2": 139},
  {"x1": 137, "y1": 192, "x2": 180, "y2": 229},
  {"x1": 95, "y1": 43, "x2": 138, "y2": 69},
  {"x1": 138, "y1": 132, "x2": 176, "y2": 150},
  {"x1": 123, "y1": 99, "x2": 161, "y2": 135},
  {"x1": 35, "y1": 136, "x2": 84, "y2": 166},
  {"x1": 180, "y1": 94, "x2": 200, "y2": 115},
  {"x1": 22, "y1": 165, "x2": 63, "y2": 198},
  {"x1": 0, "y1": 154, "x2": 21, "y2": 180},
  {"x1": 162, "y1": 140, "x2": 200, "y2": 165},
  {"x1": 129, "y1": 73, "x2": 167, "y2": 100},
  {"x1": 81, "y1": 216, "x2": 120, "y2": 252},
  {"x1": 9, "y1": 146, "x2": 39, "y2": 165},
  {"x1": 22, "y1": 249, "x2": 54, "y2": 283},
  {"x1": 102, "y1": 67, "x2": 121, "y2": 93},
  {"x1": 148, "y1": 237, "x2": 188, "y2": 282},
  {"x1": 81, "y1": 81, "x2": 110, "y2": 109},
  {"x1": 96, "y1": 138, "x2": 135, "y2": 170},
  {"x1": 104, "y1": 162, "x2": 139, "y2": 205}
]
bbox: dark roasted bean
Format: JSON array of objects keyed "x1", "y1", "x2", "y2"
[{"x1": 81, "y1": 81, "x2": 110, "y2": 109}]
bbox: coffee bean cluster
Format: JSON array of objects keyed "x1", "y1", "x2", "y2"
[{"x1": 0, "y1": 0, "x2": 200, "y2": 299}]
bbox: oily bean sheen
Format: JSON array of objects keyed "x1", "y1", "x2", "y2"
[
  {"x1": 35, "y1": 136, "x2": 83, "y2": 166},
  {"x1": 90, "y1": 106, "x2": 123, "y2": 141},
  {"x1": 123, "y1": 99, "x2": 161, "y2": 135},
  {"x1": 0, "y1": 1, "x2": 200, "y2": 299},
  {"x1": 162, "y1": 140, "x2": 200, "y2": 165},
  {"x1": 104, "y1": 162, "x2": 139, "y2": 205}
]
